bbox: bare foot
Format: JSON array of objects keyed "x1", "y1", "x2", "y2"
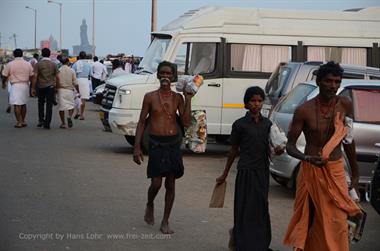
[
  {"x1": 160, "y1": 221, "x2": 174, "y2": 234},
  {"x1": 228, "y1": 228, "x2": 235, "y2": 251},
  {"x1": 144, "y1": 204, "x2": 154, "y2": 225}
]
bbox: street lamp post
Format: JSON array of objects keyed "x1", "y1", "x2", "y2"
[
  {"x1": 92, "y1": 0, "x2": 95, "y2": 56},
  {"x1": 25, "y1": 6, "x2": 37, "y2": 49},
  {"x1": 48, "y1": 0, "x2": 62, "y2": 51}
]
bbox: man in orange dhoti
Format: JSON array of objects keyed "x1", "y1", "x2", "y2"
[{"x1": 283, "y1": 62, "x2": 362, "y2": 251}]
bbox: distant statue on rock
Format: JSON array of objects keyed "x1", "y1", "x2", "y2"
[{"x1": 80, "y1": 19, "x2": 90, "y2": 46}]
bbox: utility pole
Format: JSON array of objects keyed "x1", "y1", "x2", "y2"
[
  {"x1": 10, "y1": 34, "x2": 17, "y2": 49},
  {"x1": 25, "y1": 6, "x2": 37, "y2": 49},
  {"x1": 0, "y1": 33, "x2": 2, "y2": 48},
  {"x1": 151, "y1": 0, "x2": 157, "y2": 41},
  {"x1": 92, "y1": 0, "x2": 95, "y2": 56},
  {"x1": 48, "y1": 1, "x2": 63, "y2": 51}
]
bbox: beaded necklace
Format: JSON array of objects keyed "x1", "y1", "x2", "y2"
[
  {"x1": 158, "y1": 89, "x2": 173, "y2": 119},
  {"x1": 316, "y1": 96, "x2": 337, "y2": 151}
]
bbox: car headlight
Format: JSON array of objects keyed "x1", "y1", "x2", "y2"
[{"x1": 119, "y1": 89, "x2": 131, "y2": 95}]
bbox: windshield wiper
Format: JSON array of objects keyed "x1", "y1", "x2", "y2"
[{"x1": 135, "y1": 67, "x2": 153, "y2": 74}]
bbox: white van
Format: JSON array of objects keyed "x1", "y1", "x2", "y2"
[{"x1": 99, "y1": 6, "x2": 380, "y2": 145}]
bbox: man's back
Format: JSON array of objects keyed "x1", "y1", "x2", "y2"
[
  {"x1": 92, "y1": 61, "x2": 105, "y2": 79},
  {"x1": 3, "y1": 58, "x2": 33, "y2": 83},
  {"x1": 58, "y1": 65, "x2": 76, "y2": 90},
  {"x1": 36, "y1": 59, "x2": 57, "y2": 87},
  {"x1": 72, "y1": 60, "x2": 91, "y2": 79}
]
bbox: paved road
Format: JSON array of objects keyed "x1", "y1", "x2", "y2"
[{"x1": 0, "y1": 90, "x2": 379, "y2": 251}]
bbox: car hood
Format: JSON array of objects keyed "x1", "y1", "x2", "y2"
[{"x1": 106, "y1": 73, "x2": 154, "y2": 88}]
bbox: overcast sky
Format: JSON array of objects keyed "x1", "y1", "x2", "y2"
[{"x1": 0, "y1": 0, "x2": 379, "y2": 57}]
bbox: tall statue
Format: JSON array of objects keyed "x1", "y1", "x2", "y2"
[
  {"x1": 73, "y1": 19, "x2": 94, "y2": 56},
  {"x1": 80, "y1": 19, "x2": 90, "y2": 46}
]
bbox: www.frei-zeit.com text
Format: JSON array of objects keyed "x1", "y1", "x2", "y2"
[{"x1": 19, "y1": 232, "x2": 172, "y2": 241}]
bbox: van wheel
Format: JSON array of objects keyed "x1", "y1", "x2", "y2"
[
  {"x1": 289, "y1": 165, "x2": 300, "y2": 191},
  {"x1": 125, "y1": 135, "x2": 149, "y2": 154},
  {"x1": 125, "y1": 136, "x2": 135, "y2": 146},
  {"x1": 270, "y1": 173, "x2": 289, "y2": 187}
]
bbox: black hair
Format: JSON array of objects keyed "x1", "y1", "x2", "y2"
[
  {"x1": 78, "y1": 51, "x2": 86, "y2": 59},
  {"x1": 112, "y1": 59, "x2": 121, "y2": 69},
  {"x1": 13, "y1": 48, "x2": 23, "y2": 57},
  {"x1": 33, "y1": 53, "x2": 39, "y2": 59},
  {"x1": 99, "y1": 59, "x2": 104, "y2": 64},
  {"x1": 156, "y1": 61, "x2": 178, "y2": 82},
  {"x1": 93, "y1": 56, "x2": 98, "y2": 62},
  {"x1": 61, "y1": 56, "x2": 69, "y2": 65},
  {"x1": 244, "y1": 86, "x2": 265, "y2": 109},
  {"x1": 157, "y1": 61, "x2": 176, "y2": 75},
  {"x1": 316, "y1": 61, "x2": 344, "y2": 83},
  {"x1": 41, "y1": 48, "x2": 51, "y2": 57}
]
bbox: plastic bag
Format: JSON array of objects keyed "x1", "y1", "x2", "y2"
[
  {"x1": 269, "y1": 123, "x2": 287, "y2": 150},
  {"x1": 185, "y1": 110, "x2": 207, "y2": 153},
  {"x1": 176, "y1": 75, "x2": 204, "y2": 94}
]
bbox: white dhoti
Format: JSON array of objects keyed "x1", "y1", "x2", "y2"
[
  {"x1": 57, "y1": 88, "x2": 75, "y2": 111},
  {"x1": 9, "y1": 82, "x2": 29, "y2": 105},
  {"x1": 77, "y1": 78, "x2": 90, "y2": 99},
  {"x1": 7, "y1": 81, "x2": 11, "y2": 93}
]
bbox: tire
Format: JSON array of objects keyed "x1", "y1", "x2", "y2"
[
  {"x1": 125, "y1": 134, "x2": 149, "y2": 154},
  {"x1": 270, "y1": 172, "x2": 289, "y2": 187},
  {"x1": 289, "y1": 165, "x2": 300, "y2": 191},
  {"x1": 125, "y1": 136, "x2": 135, "y2": 146}
]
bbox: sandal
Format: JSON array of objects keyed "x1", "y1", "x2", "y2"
[
  {"x1": 22, "y1": 123, "x2": 27, "y2": 127},
  {"x1": 79, "y1": 116, "x2": 85, "y2": 120},
  {"x1": 14, "y1": 124, "x2": 23, "y2": 128},
  {"x1": 59, "y1": 124, "x2": 67, "y2": 129},
  {"x1": 74, "y1": 114, "x2": 80, "y2": 119},
  {"x1": 67, "y1": 118, "x2": 73, "y2": 128}
]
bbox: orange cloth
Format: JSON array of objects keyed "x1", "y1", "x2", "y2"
[
  {"x1": 321, "y1": 112, "x2": 347, "y2": 161},
  {"x1": 283, "y1": 112, "x2": 360, "y2": 251}
]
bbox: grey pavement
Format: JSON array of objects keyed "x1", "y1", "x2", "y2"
[{"x1": 0, "y1": 89, "x2": 379, "y2": 251}]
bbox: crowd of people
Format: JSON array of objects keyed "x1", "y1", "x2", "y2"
[
  {"x1": 0, "y1": 48, "x2": 135, "y2": 129},
  {"x1": 1, "y1": 54, "x2": 363, "y2": 251}
]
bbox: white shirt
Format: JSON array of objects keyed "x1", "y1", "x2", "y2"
[
  {"x1": 92, "y1": 61, "x2": 107, "y2": 80},
  {"x1": 110, "y1": 67, "x2": 127, "y2": 79},
  {"x1": 100, "y1": 64, "x2": 108, "y2": 81},
  {"x1": 124, "y1": 62, "x2": 132, "y2": 74}
]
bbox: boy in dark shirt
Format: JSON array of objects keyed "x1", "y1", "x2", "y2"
[{"x1": 217, "y1": 86, "x2": 283, "y2": 251}]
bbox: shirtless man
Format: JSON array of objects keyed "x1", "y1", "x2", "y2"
[
  {"x1": 283, "y1": 61, "x2": 362, "y2": 251},
  {"x1": 133, "y1": 61, "x2": 193, "y2": 234}
]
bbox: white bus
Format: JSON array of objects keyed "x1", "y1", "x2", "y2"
[{"x1": 99, "y1": 6, "x2": 380, "y2": 145}]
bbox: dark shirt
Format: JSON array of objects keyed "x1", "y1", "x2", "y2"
[
  {"x1": 36, "y1": 59, "x2": 58, "y2": 88},
  {"x1": 230, "y1": 112, "x2": 272, "y2": 170}
]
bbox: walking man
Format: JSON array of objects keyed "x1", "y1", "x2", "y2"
[
  {"x1": 31, "y1": 48, "x2": 59, "y2": 129},
  {"x1": 72, "y1": 51, "x2": 91, "y2": 120},
  {"x1": 133, "y1": 61, "x2": 193, "y2": 234},
  {"x1": 2, "y1": 48, "x2": 34, "y2": 128},
  {"x1": 91, "y1": 56, "x2": 107, "y2": 91},
  {"x1": 283, "y1": 61, "x2": 362, "y2": 251}
]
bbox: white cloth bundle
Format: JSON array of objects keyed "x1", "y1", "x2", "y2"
[
  {"x1": 269, "y1": 123, "x2": 287, "y2": 150},
  {"x1": 343, "y1": 116, "x2": 354, "y2": 144}
]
